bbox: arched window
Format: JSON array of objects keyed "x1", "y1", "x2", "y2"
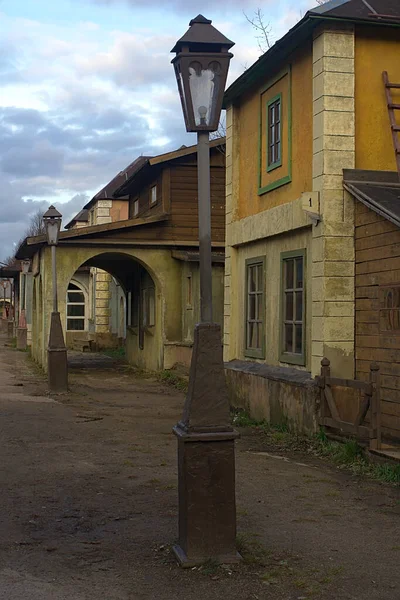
[{"x1": 66, "y1": 282, "x2": 86, "y2": 331}]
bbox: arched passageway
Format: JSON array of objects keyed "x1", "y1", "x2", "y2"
[{"x1": 63, "y1": 252, "x2": 160, "y2": 370}]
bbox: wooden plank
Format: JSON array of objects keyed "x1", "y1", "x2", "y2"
[
  {"x1": 356, "y1": 347, "x2": 400, "y2": 362},
  {"x1": 356, "y1": 322, "x2": 379, "y2": 335},
  {"x1": 355, "y1": 230, "x2": 400, "y2": 252},
  {"x1": 381, "y1": 413, "x2": 400, "y2": 433},
  {"x1": 326, "y1": 377, "x2": 370, "y2": 392},
  {"x1": 356, "y1": 335, "x2": 400, "y2": 350},
  {"x1": 357, "y1": 242, "x2": 400, "y2": 264},
  {"x1": 381, "y1": 400, "x2": 400, "y2": 416},
  {"x1": 357, "y1": 360, "x2": 400, "y2": 376},
  {"x1": 354, "y1": 396, "x2": 371, "y2": 426},
  {"x1": 355, "y1": 310, "x2": 379, "y2": 323},
  {"x1": 321, "y1": 417, "x2": 370, "y2": 439},
  {"x1": 355, "y1": 286, "x2": 379, "y2": 300},
  {"x1": 324, "y1": 386, "x2": 341, "y2": 421},
  {"x1": 355, "y1": 220, "x2": 399, "y2": 240},
  {"x1": 381, "y1": 375, "x2": 400, "y2": 391},
  {"x1": 356, "y1": 269, "x2": 400, "y2": 287},
  {"x1": 355, "y1": 202, "x2": 373, "y2": 216},
  {"x1": 380, "y1": 388, "x2": 400, "y2": 403},
  {"x1": 355, "y1": 211, "x2": 385, "y2": 227},
  {"x1": 356, "y1": 256, "x2": 400, "y2": 276},
  {"x1": 355, "y1": 298, "x2": 379, "y2": 311}
]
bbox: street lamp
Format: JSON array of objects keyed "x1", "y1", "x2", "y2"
[
  {"x1": 16, "y1": 259, "x2": 31, "y2": 350},
  {"x1": 171, "y1": 16, "x2": 239, "y2": 568},
  {"x1": 43, "y1": 205, "x2": 68, "y2": 393}
]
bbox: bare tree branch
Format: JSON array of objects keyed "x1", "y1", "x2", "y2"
[
  {"x1": 243, "y1": 8, "x2": 273, "y2": 54},
  {"x1": 3, "y1": 208, "x2": 46, "y2": 266}
]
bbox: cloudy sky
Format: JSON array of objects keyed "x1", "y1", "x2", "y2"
[{"x1": 0, "y1": 0, "x2": 318, "y2": 260}]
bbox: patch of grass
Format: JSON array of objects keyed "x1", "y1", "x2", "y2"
[
  {"x1": 236, "y1": 533, "x2": 271, "y2": 566},
  {"x1": 101, "y1": 346, "x2": 126, "y2": 359},
  {"x1": 314, "y1": 437, "x2": 400, "y2": 485},
  {"x1": 200, "y1": 559, "x2": 220, "y2": 576},
  {"x1": 157, "y1": 370, "x2": 188, "y2": 392},
  {"x1": 235, "y1": 409, "x2": 400, "y2": 486},
  {"x1": 231, "y1": 409, "x2": 265, "y2": 428}
]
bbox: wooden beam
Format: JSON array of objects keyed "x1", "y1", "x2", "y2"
[{"x1": 324, "y1": 386, "x2": 341, "y2": 422}]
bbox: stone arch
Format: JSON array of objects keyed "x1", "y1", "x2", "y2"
[{"x1": 36, "y1": 245, "x2": 183, "y2": 372}]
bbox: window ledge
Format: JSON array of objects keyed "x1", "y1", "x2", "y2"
[{"x1": 225, "y1": 360, "x2": 314, "y2": 388}]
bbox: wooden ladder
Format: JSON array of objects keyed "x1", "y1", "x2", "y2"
[{"x1": 383, "y1": 71, "x2": 400, "y2": 179}]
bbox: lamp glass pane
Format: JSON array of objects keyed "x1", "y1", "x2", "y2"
[
  {"x1": 46, "y1": 220, "x2": 60, "y2": 245},
  {"x1": 189, "y1": 61, "x2": 220, "y2": 127}
]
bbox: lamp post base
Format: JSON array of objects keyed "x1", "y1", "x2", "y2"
[
  {"x1": 48, "y1": 312, "x2": 68, "y2": 393},
  {"x1": 173, "y1": 323, "x2": 240, "y2": 567},
  {"x1": 16, "y1": 327, "x2": 27, "y2": 350}
]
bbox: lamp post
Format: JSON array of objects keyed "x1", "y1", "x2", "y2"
[
  {"x1": 16, "y1": 259, "x2": 31, "y2": 350},
  {"x1": 171, "y1": 15, "x2": 240, "y2": 567},
  {"x1": 43, "y1": 205, "x2": 68, "y2": 393}
]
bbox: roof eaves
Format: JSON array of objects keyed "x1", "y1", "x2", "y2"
[
  {"x1": 223, "y1": 4, "x2": 400, "y2": 107},
  {"x1": 223, "y1": 14, "x2": 312, "y2": 107}
]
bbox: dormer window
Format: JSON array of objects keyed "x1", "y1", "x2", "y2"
[{"x1": 150, "y1": 185, "x2": 157, "y2": 206}]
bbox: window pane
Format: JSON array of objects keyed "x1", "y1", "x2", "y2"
[
  {"x1": 248, "y1": 295, "x2": 256, "y2": 320},
  {"x1": 296, "y1": 257, "x2": 304, "y2": 288},
  {"x1": 67, "y1": 304, "x2": 85, "y2": 317},
  {"x1": 257, "y1": 293, "x2": 263, "y2": 321},
  {"x1": 285, "y1": 292, "x2": 293, "y2": 320},
  {"x1": 285, "y1": 259, "x2": 294, "y2": 289},
  {"x1": 151, "y1": 185, "x2": 157, "y2": 204},
  {"x1": 285, "y1": 323, "x2": 293, "y2": 353},
  {"x1": 257, "y1": 264, "x2": 263, "y2": 291},
  {"x1": 67, "y1": 318, "x2": 84, "y2": 331},
  {"x1": 68, "y1": 292, "x2": 84, "y2": 303},
  {"x1": 248, "y1": 266, "x2": 256, "y2": 293},
  {"x1": 295, "y1": 291, "x2": 303, "y2": 321},
  {"x1": 295, "y1": 325, "x2": 303, "y2": 354},
  {"x1": 68, "y1": 283, "x2": 79, "y2": 290},
  {"x1": 257, "y1": 322, "x2": 263, "y2": 349},
  {"x1": 248, "y1": 323, "x2": 257, "y2": 348}
]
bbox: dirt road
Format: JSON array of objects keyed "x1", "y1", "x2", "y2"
[{"x1": 0, "y1": 339, "x2": 399, "y2": 600}]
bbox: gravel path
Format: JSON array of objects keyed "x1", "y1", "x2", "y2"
[{"x1": 0, "y1": 339, "x2": 399, "y2": 600}]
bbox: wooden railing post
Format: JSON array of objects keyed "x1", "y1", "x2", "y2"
[
  {"x1": 320, "y1": 358, "x2": 330, "y2": 422},
  {"x1": 369, "y1": 362, "x2": 381, "y2": 451}
]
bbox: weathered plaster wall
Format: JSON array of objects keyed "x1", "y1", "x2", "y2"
[
  {"x1": 232, "y1": 227, "x2": 312, "y2": 369},
  {"x1": 236, "y1": 41, "x2": 313, "y2": 219},
  {"x1": 355, "y1": 27, "x2": 400, "y2": 171},
  {"x1": 225, "y1": 361, "x2": 319, "y2": 433},
  {"x1": 31, "y1": 245, "x2": 223, "y2": 373},
  {"x1": 311, "y1": 25, "x2": 356, "y2": 379}
]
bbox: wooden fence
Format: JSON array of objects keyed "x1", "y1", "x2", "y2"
[{"x1": 317, "y1": 358, "x2": 381, "y2": 450}]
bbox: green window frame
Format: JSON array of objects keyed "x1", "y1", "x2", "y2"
[
  {"x1": 267, "y1": 93, "x2": 282, "y2": 172},
  {"x1": 245, "y1": 257, "x2": 265, "y2": 359},
  {"x1": 280, "y1": 250, "x2": 306, "y2": 366},
  {"x1": 258, "y1": 66, "x2": 292, "y2": 196}
]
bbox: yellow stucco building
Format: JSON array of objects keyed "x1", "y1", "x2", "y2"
[{"x1": 223, "y1": 0, "x2": 400, "y2": 432}]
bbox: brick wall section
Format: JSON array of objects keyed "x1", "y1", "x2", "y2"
[{"x1": 311, "y1": 26, "x2": 356, "y2": 378}]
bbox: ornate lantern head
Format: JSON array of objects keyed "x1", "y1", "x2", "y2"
[
  {"x1": 43, "y1": 205, "x2": 62, "y2": 246},
  {"x1": 171, "y1": 15, "x2": 234, "y2": 132}
]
